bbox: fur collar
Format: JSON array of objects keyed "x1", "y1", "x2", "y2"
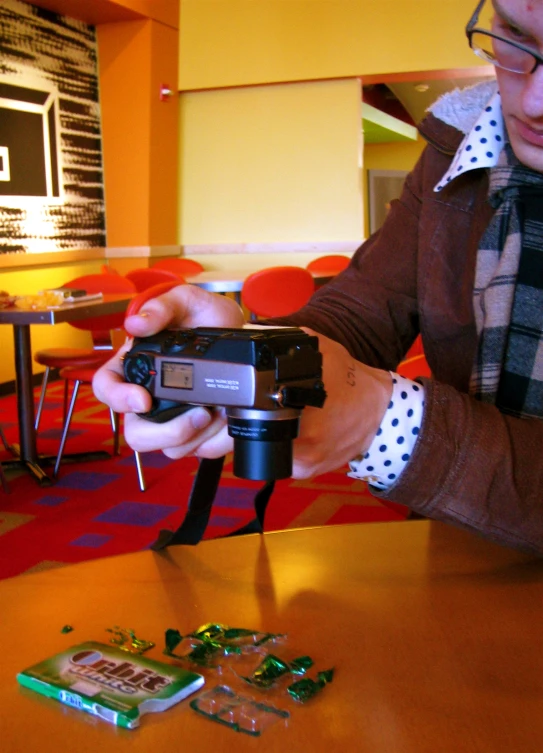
[{"x1": 427, "y1": 79, "x2": 498, "y2": 135}]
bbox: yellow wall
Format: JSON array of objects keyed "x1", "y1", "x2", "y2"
[
  {"x1": 177, "y1": 0, "x2": 488, "y2": 252},
  {"x1": 179, "y1": 0, "x2": 488, "y2": 90},
  {"x1": 363, "y1": 137, "x2": 426, "y2": 237},
  {"x1": 179, "y1": 78, "x2": 363, "y2": 245}
]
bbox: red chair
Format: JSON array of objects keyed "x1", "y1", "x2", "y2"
[
  {"x1": 125, "y1": 267, "x2": 183, "y2": 292},
  {"x1": 48, "y1": 273, "x2": 148, "y2": 490},
  {"x1": 100, "y1": 264, "x2": 121, "y2": 275},
  {"x1": 306, "y1": 254, "x2": 350, "y2": 273},
  {"x1": 241, "y1": 266, "x2": 315, "y2": 319},
  {"x1": 404, "y1": 334, "x2": 424, "y2": 360},
  {"x1": 34, "y1": 273, "x2": 137, "y2": 430},
  {"x1": 125, "y1": 280, "x2": 183, "y2": 317},
  {"x1": 396, "y1": 353, "x2": 432, "y2": 380},
  {"x1": 54, "y1": 364, "x2": 146, "y2": 491},
  {"x1": 152, "y1": 258, "x2": 205, "y2": 276}
]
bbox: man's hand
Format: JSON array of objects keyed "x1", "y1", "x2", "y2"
[
  {"x1": 92, "y1": 285, "x2": 244, "y2": 460},
  {"x1": 93, "y1": 287, "x2": 392, "y2": 479},
  {"x1": 291, "y1": 330, "x2": 393, "y2": 479}
]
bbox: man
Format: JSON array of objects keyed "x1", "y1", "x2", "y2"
[{"x1": 94, "y1": 0, "x2": 543, "y2": 553}]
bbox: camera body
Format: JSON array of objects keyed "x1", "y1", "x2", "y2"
[{"x1": 123, "y1": 326, "x2": 326, "y2": 480}]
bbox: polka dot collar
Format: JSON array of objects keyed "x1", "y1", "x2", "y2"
[{"x1": 434, "y1": 91, "x2": 505, "y2": 192}]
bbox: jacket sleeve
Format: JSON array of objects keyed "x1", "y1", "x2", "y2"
[
  {"x1": 272, "y1": 150, "x2": 427, "y2": 368},
  {"x1": 269, "y1": 139, "x2": 543, "y2": 555},
  {"x1": 380, "y1": 379, "x2": 543, "y2": 555}
]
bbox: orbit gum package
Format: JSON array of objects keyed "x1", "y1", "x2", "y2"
[{"x1": 17, "y1": 641, "x2": 205, "y2": 729}]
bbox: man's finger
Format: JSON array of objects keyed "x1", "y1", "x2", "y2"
[
  {"x1": 123, "y1": 406, "x2": 221, "y2": 454},
  {"x1": 92, "y1": 343, "x2": 151, "y2": 414}
]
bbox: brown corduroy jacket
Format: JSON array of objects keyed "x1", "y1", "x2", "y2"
[{"x1": 274, "y1": 111, "x2": 543, "y2": 555}]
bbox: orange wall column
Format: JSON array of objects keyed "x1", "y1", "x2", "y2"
[{"x1": 97, "y1": 18, "x2": 179, "y2": 247}]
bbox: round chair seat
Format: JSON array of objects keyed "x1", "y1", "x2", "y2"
[
  {"x1": 35, "y1": 348, "x2": 112, "y2": 369},
  {"x1": 59, "y1": 364, "x2": 111, "y2": 383}
]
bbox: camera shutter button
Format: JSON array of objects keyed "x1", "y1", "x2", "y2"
[{"x1": 195, "y1": 337, "x2": 211, "y2": 353}]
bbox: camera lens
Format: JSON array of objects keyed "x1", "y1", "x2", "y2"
[{"x1": 226, "y1": 408, "x2": 301, "y2": 481}]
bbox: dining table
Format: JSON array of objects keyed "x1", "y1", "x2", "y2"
[
  {"x1": 2, "y1": 519, "x2": 542, "y2": 752},
  {"x1": 0, "y1": 293, "x2": 133, "y2": 486},
  {"x1": 185, "y1": 269, "x2": 336, "y2": 304}
]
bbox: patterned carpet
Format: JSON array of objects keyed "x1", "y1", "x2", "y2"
[{"x1": 0, "y1": 381, "x2": 406, "y2": 580}]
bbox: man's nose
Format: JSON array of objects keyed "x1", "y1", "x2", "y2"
[{"x1": 522, "y1": 65, "x2": 543, "y2": 119}]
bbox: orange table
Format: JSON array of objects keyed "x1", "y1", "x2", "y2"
[{"x1": 1, "y1": 520, "x2": 542, "y2": 752}]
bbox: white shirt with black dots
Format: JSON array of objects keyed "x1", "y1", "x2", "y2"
[
  {"x1": 349, "y1": 91, "x2": 505, "y2": 489},
  {"x1": 348, "y1": 372, "x2": 424, "y2": 489}
]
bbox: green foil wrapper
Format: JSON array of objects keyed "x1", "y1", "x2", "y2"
[
  {"x1": 106, "y1": 626, "x2": 155, "y2": 654},
  {"x1": 289, "y1": 656, "x2": 314, "y2": 675},
  {"x1": 242, "y1": 654, "x2": 291, "y2": 688},
  {"x1": 188, "y1": 641, "x2": 241, "y2": 667},
  {"x1": 287, "y1": 668, "x2": 335, "y2": 703},
  {"x1": 60, "y1": 625, "x2": 74, "y2": 634},
  {"x1": 164, "y1": 628, "x2": 184, "y2": 657},
  {"x1": 189, "y1": 623, "x2": 283, "y2": 647},
  {"x1": 243, "y1": 654, "x2": 315, "y2": 688}
]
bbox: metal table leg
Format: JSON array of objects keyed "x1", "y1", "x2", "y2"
[{"x1": 5, "y1": 324, "x2": 52, "y2": 485}]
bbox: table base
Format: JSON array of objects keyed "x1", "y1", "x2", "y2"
[{"x1": 4, "y1": 444, "x2": 114, "y2": 487}]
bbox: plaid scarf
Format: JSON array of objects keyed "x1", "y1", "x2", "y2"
[{"x1": 470, "y1": 142, "x2": 543, "y2": 418}]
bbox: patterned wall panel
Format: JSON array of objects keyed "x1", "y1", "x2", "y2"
[{"x1": 0, "y1": 0, "x2": 106, "y2": 253}]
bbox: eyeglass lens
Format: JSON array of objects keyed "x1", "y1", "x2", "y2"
[{"x1": 471, "y1": 31, "x2": 535, "y2": 73}]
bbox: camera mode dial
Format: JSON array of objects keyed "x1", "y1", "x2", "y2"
[{"x1": 123, "y1": 353, "x2": 155, "y2": 387}]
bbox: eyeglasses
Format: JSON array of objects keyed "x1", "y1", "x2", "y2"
[{"x1": 466, "y1": 0, "x2": 543, "y2": 74}]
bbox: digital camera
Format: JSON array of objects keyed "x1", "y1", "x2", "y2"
[{"x1": 123, "y1": 326, "x2": 326, "y2": 481}]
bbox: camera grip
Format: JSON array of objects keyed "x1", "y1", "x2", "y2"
[{"x1": 137, "y1": 400, "x2": 195, "y2": 424}]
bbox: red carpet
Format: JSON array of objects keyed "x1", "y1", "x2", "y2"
[{"x1": 0, "y1": 382, "x2": 406, "y2": 580}]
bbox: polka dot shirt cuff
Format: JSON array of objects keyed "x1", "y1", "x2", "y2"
[{"x1": 347, "y1": 372, "x2": 425, "y2": 490}]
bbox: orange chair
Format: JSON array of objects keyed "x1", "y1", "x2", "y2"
[
  {"x1": 152, "y1": 258, "x2": 205, "y2": 276},
  {"x1": 241, "y1": 266, "x2": 315, "y2": 319},
  {"x1": 34, "y1": 274, "x2": 137, "y2": 430},
  {"x1": 125, "y1": 267, "x2": 183, "y2": 292},
  {"x1": 306, "y1": 254, "x2": 351, "y2": 273}
]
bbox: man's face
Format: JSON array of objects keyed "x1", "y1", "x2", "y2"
[{"x1": 492, "y1": 0, "x2": 543, "y2": 171}]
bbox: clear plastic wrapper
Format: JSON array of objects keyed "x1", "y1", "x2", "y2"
[{"x1": 190, "y1": 684, "x2": 290, "y2": 737}]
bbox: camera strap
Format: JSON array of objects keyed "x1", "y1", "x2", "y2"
[{"x1": 151, "y1": 457, "x2": 275, "y2": 550}]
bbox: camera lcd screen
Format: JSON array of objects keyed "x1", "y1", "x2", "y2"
[{"x1": 161, "y1": 361, "x2": 193, "y2": 390}]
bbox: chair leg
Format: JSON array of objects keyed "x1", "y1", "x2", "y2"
[
  {"x1": 54, "y1": 380, "x2": 80, "y2": 477},
  {"x1": 34, "y1": 366, "x2": 51, "y2": 431},
  {"x1": 134, "y1": 451, "x2": 146, "y2": 492},
  {"x1": 0, "y1": 425, "x2": 9, "y2": 493},
  {"x1": 110, "y1": 409, "x2": 120, "y2": 456},
  {"x1": 0, "y1": 424, "x2": 12, "y2": 454},
  {"x1": 0, "y1": 462, "x2": 9, "y2": 494}
]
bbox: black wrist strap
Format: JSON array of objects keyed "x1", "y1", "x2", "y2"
[{"x1": 151, "y1": 457, "x2": 275, "y2": 550}]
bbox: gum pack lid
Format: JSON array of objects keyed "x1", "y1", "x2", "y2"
[{"x1": 17, "y1": 641, "x2": 204, "y2": 729}]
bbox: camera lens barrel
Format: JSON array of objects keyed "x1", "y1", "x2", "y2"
[{"x1": 227, "y1": 408, "x2": 301, "y2": 481}]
